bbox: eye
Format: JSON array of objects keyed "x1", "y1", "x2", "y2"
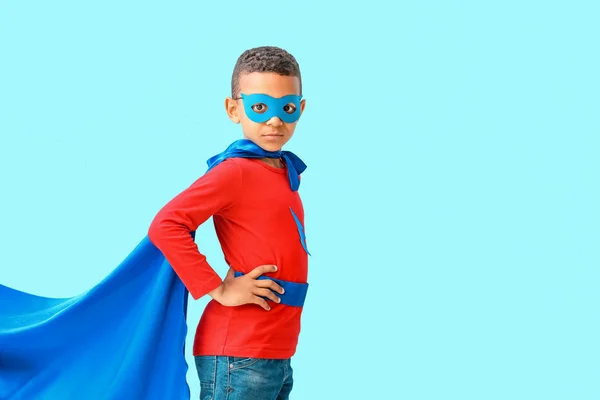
[
  {"x1": 251, "y1": 103, "x2": 267, "y2": 113},
  {"x1": 283, "y1": 103, "x2": 296, "y2": 114}
]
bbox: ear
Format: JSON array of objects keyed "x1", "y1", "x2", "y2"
[
  {"x1": 225, "y1": 97, "x2": 241, "y2": 124},
  {"x1": 300, "y1": 98, "x2": 306, "y2": 115}
]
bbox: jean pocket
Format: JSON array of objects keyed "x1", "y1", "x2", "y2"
[{"x1": 229, "y1": 356, "x2": 261, "y2": 371}]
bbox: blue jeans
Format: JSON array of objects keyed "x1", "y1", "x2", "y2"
[{"x1": 194, "y1": 356, "x2": 294, "y2": 400}]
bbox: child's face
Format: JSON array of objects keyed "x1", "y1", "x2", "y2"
[{"x1": 225, "y1": 72, "x2": 305, "y2": 152}]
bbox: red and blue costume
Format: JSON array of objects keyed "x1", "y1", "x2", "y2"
[
  {"x1": 0, "y1": 139, "x2": 310, "y2": 399},
  {"x1": 149, "y1": 140, "x2": 310, "y2": 359}
]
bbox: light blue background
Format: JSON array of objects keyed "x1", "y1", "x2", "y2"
[{"x1": 1, "y1": 1, "x2": 598, "y2": 399}]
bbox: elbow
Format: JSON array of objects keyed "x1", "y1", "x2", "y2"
[{"x1": 148, "y1": 213, "x2": 166, "y2": 247}]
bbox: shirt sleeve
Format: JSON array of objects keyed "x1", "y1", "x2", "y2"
[{"x1": 148, "y1": 159, "x2": 242, "y2": 300}]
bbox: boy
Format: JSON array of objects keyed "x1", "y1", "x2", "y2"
[{"x1": 148, "y1": 46, "x2": 310, "y2": 400}]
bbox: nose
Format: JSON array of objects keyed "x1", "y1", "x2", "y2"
[{"x1": 265, "y1": 116, "x2": 283, "y2": 126}]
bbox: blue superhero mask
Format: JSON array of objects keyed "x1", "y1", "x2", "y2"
[{"x1": 239, "y1": 93, "x2": 303, "y2": 123}]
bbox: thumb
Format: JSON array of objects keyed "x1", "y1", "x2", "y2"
[{"x1": 248, "y1": 264, "x2": 277, "y2": 279}]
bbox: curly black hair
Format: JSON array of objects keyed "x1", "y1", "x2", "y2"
[{"x1": 231, "y1": 46, "x2": 302, "y2": 98}]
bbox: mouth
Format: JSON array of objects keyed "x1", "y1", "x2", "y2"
[{"x1": 262, "y1": 133, "x2": 284, "y2": 138}]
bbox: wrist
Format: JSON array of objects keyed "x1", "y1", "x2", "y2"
[{"x1": 208, "y1": 283, "x2": 225, "y2": 303}]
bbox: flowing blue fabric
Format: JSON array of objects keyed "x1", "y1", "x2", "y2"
[
  {"x1": 0, "y1": 236, "x2": 191, "y2": 400},
  {"x1": 0, "y1": 140, "x2": 307, "y2": 399},
  {"x1": 206, "y1": 139, "x2": 307, "y2": 191}
]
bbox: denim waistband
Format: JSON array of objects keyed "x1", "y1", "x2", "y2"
[{"x1": 233, "y1": 271, "x2": 308, "y2": 307}]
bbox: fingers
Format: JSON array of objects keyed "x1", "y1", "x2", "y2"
[
  {"x1": 253, "y1": 296, "x2": 271, "y2": 311},
  {"x1": 254, "y1": 288, "x2": 281, "y2": 304},
  {"x1": 255, "y1": 279, "x2": 285, "y2": 295},
  {"x1": 247, "y1": 264, "x2": 277, "y2": 279}
]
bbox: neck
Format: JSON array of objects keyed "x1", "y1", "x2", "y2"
[{"x1": 260, "y1": 157, "x2": 284, "y2": 169}]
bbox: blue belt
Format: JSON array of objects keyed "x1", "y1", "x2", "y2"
[{"x1": 233, "y1": 271, "x2": 308, "y2": 307}]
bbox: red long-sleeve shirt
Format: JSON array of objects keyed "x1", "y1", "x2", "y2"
[{"x1": 148, "y1": 157, "x2": 308, "y2": 359}]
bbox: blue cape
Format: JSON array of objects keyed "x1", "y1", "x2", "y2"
[
  {"x1": 0, "y1": 140, "x2": 305, "y2": 399},
  {"x1": 0, "y1": 237, "x2": 190, "y2": 399}
]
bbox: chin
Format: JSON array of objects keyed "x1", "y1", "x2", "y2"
[
  {"x1": 243, "y1": 134, "x2": 288, "y2": 152},
  {"x1": 257, "y1": 139, "x2": 285, "y2": 152},
  {"x1": 261, "y1": 143, "x2": 283, "y2": 152}
]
